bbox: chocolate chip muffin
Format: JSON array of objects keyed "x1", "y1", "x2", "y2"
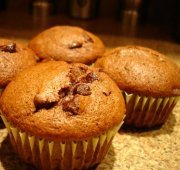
[
  {"x1": 95, "y1": 46, "x2": 180, "y2": 128},
  {"x1": 0, "y1": 39, "x2": 37, "y2": 88},
  {"x1": 28, "y1": 26, "x2": 105, "y2": 64},
  {"x1": 0, "y1": 61, "x2": 125, "y2": 170}
]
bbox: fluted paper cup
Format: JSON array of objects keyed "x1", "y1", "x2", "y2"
[
  {"x1": 1, "y1": 115, "x2": 124, "y2": 170},
  {"x1": 123, "y1": 92, "x2": 179, "y2": 128}
]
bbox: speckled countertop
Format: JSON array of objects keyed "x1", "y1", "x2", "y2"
[{"x1": 0, "y1": 36, "x2": 180, "y2": 170}]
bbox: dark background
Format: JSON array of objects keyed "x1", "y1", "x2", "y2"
[{"x1": 0, "y1": 0, "x2": 179, "y2": 42}]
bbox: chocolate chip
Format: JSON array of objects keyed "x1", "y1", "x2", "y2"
[
  {"x1": 34, "y1": 101, "x2": 57, "y2": 112},
  {"x1": 83, "y1": 34, "x2": 94, "y2": 43},
  {"x1": 0, "y1": 43, "x2": 16, "y2": 53},
  {"x1": 80, "y1": 65, "x2": 88, "y2": 72},
  {"x1": 102, "y1": 91, "x2": 111, "y2": 96},
  {"x1": 73, "y1": 83, "x2": 91, "y2": 96},
  {"x1": 62, "y1": 98, "x2": 79, "y2": 115},
  {"x1": 85, "y1": 72, "x2": 99, "y2": 83},
  {"x1": 69, "y1": 42, "x2": 82, "y2": 49},
  {"x1": 58, "y1": 87, "x2": 70, "y2": 98},
  {"x1": 68, "y1": 66, "x2": 87, "y2": 83},
  {"x1": 62, "y1": 94, "x2": 74, "y2": 103}
]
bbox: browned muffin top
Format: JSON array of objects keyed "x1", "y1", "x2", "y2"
[
  {"x1": 28, "y1": 26, "x2": 105, "y2": 64},
  {"x1": 0, "y1": 39, "x2": 37, "y2": 87},
  {"x1": 95, "y1": 46, "x2": 180, "y2": 97},
  {"x1": 0, "y1": 61, "x2": 125, "y2": 141}
]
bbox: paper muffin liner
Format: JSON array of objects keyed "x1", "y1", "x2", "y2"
[
  {"x1": 1, "y1": 115, "x2": 124, "y2": 170},
  {"x1": 124, "y1": 92, "x2": 179, "y2": 128}
]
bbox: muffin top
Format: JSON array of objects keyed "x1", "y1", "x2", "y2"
[
  {"x1": 95, "y1": 46, "x2": 180, "y2": 97},
  {"x1": 0, "y1": 39, "x2": 37, "y2": 87},
  {"x1": 28, "y1": 26, "x2": 105, "y2": 64},
  {"x1": 0, "y1": 61, "x2": 125, "y2": 141}
]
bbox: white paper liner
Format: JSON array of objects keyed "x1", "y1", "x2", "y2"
[
  {"x1": 1, "y1": 115, "x2": 124, "y2": 170},
  {"x1": 124, "y1": 92, "x2": 179, "y2": 127}
]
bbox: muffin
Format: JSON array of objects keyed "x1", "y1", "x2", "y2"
[
  {"x1": 28, "y1": 26, "x2": 105, "y2": 64},
  {"x1": 0, "y1": 61, "x2": 125, "y2": 170},
  {"x1": 0, "y1": 38, "x2": 37, "y2": 88},
  {"x1": 95, "y1": 46, "x2": 180, "y2": 128}
]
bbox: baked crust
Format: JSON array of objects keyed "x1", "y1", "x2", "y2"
[
  {"x1": 0, "y1": 39, "x2": 37, "y2": 87},
  {"x1": 95, "y1": 46, "x2": 180, "y2": 97},
  {"x1": 29, "y1": 26, "x2": 105, "y2": 64},
  {"x1": 0, "y1": 61, "x2": 125, "y2": 141}
]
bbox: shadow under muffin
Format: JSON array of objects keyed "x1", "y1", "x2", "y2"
[{"x1": 0, "y1": 136, "x2": 36, "y2": 170}]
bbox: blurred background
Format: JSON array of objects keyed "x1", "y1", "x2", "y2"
[{"x1": 0, "y1": 0, "x2": 180, "y2": 63}]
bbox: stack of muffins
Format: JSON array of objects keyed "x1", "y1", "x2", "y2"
[{"x1": 0, "y1": 25, "x2": 179, "y2": 170}]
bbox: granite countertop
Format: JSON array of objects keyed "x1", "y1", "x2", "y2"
[{"x1": 0, "y1": 36, "x2": 180, "y2": 170}]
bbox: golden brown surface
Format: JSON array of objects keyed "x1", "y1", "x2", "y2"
[
  {"x1": 29, "y1": 26, "x2": 105, "y2": 64},
  {"x1": 0, "y1": 61, "x2": 125, "y2": 141},
  {"x1": 0, "y1": 39, "x2": 37, "y2": 87},
  {"x1": 95, "y1": 46, "x2": 180, "y2": 97}
]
